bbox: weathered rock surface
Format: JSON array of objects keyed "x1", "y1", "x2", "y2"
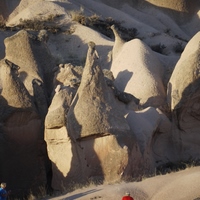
[
  {"x1": 0, "y1": 0, "x2": 200, "y2": 198},
  {"x1": 45, "y1": 85, "x2": 76, "y2": 129},
  {"x1": 4, "y1": 29, "x2": 55, "y2": 97},
  {"x1": 167, "y1": 31, "x2": 200, "y2": 160},
  {"x1": 126, "y1": 107, "x2": 173, "y2": 165},
  {"x1": 0, "y1": 58, "x2": 48, "y2": 196},
  {"x1": 45, "y1": 42, "x2": 143, "y2": 190},
  {"x1": 145, "y1": 0, "x2": 200, "y2": 21},
  {"x1": 67, "y1": 42, "x2": 130, "y2": 140},
  {"x1": 111, "y1": 36, "x2": 166, "y2": 108}
]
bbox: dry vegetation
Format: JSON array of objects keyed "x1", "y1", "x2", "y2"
[
  {"x1": 0, "y1": 14, "x2": 69, "y2": 34},
  {"x1": 69, "y1": 10, "x2": 138, "y2": 41},
  {"x1": 18, "y1": 16, "x2": 61, "y2": 33}
]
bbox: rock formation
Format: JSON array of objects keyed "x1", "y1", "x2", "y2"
[
  {"x1": 45, "y1": 42, "x2": 144, "y2": 190},
  {"x1": 110, "y1": 27, "x2": 166, "y2": 108},
  {"x1": 67, "y1": 41, "x2": 130, "y2": 140},
  {"x1": 167, "y1": 31, "x2": 200, "y2": 161},
  {"x1": 45, "y1": 85, "x2": 76, "y2": 129},
  {"x1": 145, "y1": 0, "x2": 200, "y2": 22},
  {"x1": 32, "y1": 78, "x2": 49, "y2": 119},
  {"x1": 110, "y1": 25, "x2": 125, "y2": 60},
  {"x1": 0, "y1": 0, "x2": 20, "y2": 20},
  {"x1": 0, "y1": 0, "x2": 200, "y2": 198},
  {"x1": 0, "y1": 59, "x2": 35, "y2": 116},
  {"x1": 0, "y1": 58, "x2": 48, "y2": 196},
  {"x1": 4, "y1": 30, "x2": 55, "y2": 97},
  {"x1": 126, "y1": 107, "x2": 173, "y2": 166}
]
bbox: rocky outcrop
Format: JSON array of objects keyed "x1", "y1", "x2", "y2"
[
  {"x1": 1, "y1": 0, "x2": 200, "y2": 198},
  {"x1": 141, "y1": 0, "x2": 199, "y2": 25},
  {"x1": 126, "y1": 107, "x2": 173, "y2": 166},
  {"x1": 0, "y1": 59, "x2": 35, "y2": 110},
  {"x1": 32, "y1": 78, "x2": 49, "y2": 119},
  {"x1": 111, "y1": 36, "x2": 166, "y2": 108},
  {"x1": 167, "y1": 31, "x2": 200, "y2": 160},
  {"x1": 4, "y1": 30, "x2": 55, "y2": 97},
  {"x1": 45, "y1": 85, "x2": 76, "y2": 129},
  {"x1": 67, "y1": 41, "x2": 130, "y2": 140},
  {"x1": 45, "y1": 42, "x2": 143, "y2": 190},
  {"x1": 110, "y1": 25, "x2": 125, "y2": 60},
  {"x1": 53, "y1": 63, "x2": 83, "y2": 88},
  {"x1": 0, "y1": 59, "x2": 48, "y2": 196}
]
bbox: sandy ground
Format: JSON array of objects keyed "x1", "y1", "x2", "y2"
[{"x1": 47, "y1": 166, "x2": 200, "y2": 200}]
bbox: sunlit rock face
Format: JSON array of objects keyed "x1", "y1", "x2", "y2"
[
  {"x1": 168, "y1": 32, "x2": 200, "y2": 160},
  {"x1": 111, "y1": 37, "x2": 166, "y2": 108},
  {"x1": 45, "y1": 43, "x2": 144, "y2": 190},
  {"x1": 4, "y1": 30, "x2": 55, "y2": 97}
]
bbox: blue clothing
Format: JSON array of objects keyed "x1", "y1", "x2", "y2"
[{"x1": 0, "y1": 188, "x2": 7, "y2": 200}]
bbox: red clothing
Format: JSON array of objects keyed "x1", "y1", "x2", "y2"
[{"x1": 122, "y1": 196, "x2": 134, "y2": 200}]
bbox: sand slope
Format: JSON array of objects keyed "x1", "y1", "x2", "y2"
[{"x1": 48, "y1": 166, "x2": 200, "y2": 200}]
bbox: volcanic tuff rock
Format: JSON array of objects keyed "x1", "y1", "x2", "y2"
[
  {"x1": 0, "y1": 0, "x2": 200, "y2": 198},
  {"x1": 168, "y1": 32, "x2": 200, "y2": 160},
  {"x1": 4, "y1": 29, "x2": 55, "y2": 97},
  {"x1": 45, "y1": 85, "x2": 76, "y2": 129},
  {"x1": 67, "y1": 42, "x2": 130, "y2": 140},
  {"x1": 0, "y1": 58, "x2": 47, "y2": 195},
  {"x1": 45, "y1": 42, "x2": 143, "y2": 190},
  {"x1": 111, "y1": 35, "x2": 166, "y2": 108}
]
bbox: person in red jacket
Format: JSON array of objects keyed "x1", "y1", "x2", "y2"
[{"x1": 122, "y1": 192, "x2": 134, "y2": 200}]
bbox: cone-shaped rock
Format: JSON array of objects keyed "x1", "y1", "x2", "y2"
[
  {"x1": 0, "y1": 59, "x2": 47, "y2": 194},
  {"x1": 67, "y1": 41, "x2": 130, "y2": 140},
  {"x1": 110, "y1": 24, "x2": 125, "y2": 60},
  {"x1": 0, "y1": 59, "x2": 35, "y2": 111},
  {"x1": 4, "y1": 30, "x2": 55, "y2": 97},
  {"x1": 111, "y1": 38, "x2": 166, "y2": 108}
]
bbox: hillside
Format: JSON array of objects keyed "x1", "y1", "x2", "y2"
[{"x1": 0, "y1": 0, "x2": 200, "y2": 199}]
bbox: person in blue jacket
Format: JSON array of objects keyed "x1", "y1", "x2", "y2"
[{"x1": 0, "y1": 183, "x2": 8, "y2": 200}]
